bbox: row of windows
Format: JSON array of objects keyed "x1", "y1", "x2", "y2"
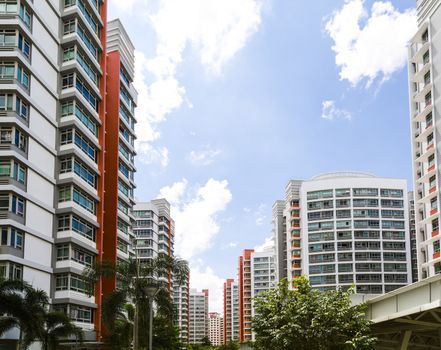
[
  {"x1": 61, "y1": 73, "x2": 97, "y2": 110},
  {"x1": 118, "y1": 178, "x2": 133, "y2": 198},
  {"x1": 56, "y1": 243, "x2": 94, "y2": 266},
  {"x1": 307, "y1": 188, "x2": 403, "y2": 200},
  {"x1": 54, "y1": 304, "x2": 93, "y2": 324},
  {"x1": 309, "y1": 252, "x2": 407, "y2": 263},
  {"x1": 57, "y1": 214, "x2": 95, "y2": 241},
  {"x1": 58, "y1": 185, "x2": 96, "y2": 214},
  {"x1": 308, "y1": 209, "x2": 404, "y2": 220},
  {"x1": 0, "y1": 2, "x2": 31, "y2": 28},
  {"x1": 308, "y1": 241, "x2": 406, "y2": 252},
  {"x1": 308, "y1": 230, "x2": 405, "y2": 242},
  {"x1": 119, "y1": 105, "x2": 135, "y2": 130},
  {"x1": 308, "y1": 220, "x2": 405, "y2": 232},
  {"x1": 55, "y1": 273, "x2": 89, "y2": 294},
  {"x1": 308, "y1": 198, "x2": 404, "y2": 210},
  {"x1": 0, "y1": 262, "x2": 22, "y2": 280},
  {"x1": 310, "y1": 274, "x2": 407, "y2": 285},
  {"x1": 60, "y1": 157, "x2": 96, "y2": 188}
]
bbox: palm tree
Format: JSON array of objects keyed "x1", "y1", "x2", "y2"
[
  {"x1": 84, "y1": 254, "x2": 189, "y2": 349},
  {"x1": 39, "y1": 311, "x2": 83, "y2": 350},
  {"x1": 0, "y1": 279, "x2": 47, "y2": 350}
]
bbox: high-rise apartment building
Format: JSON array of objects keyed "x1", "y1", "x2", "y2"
[
  {"x1": 0, "y1": 0, "x2": 140, "y2": 344},
  {"x1": 409, "y1": 0, "x2": 441, "y2": 280},
  {"x1": 250, "y1": 250, "x2": 276, "y2": 340},
  {"x1": 275, "y1": 173, "x2": 411, "y2": 294},
  {"x1": 409, "y1": 191, "x2": 418, "y2": 282},
  {"x1": 208, "y1": 312, "x2": 224, "y2": 346},
  {"x1": 189, "y1": 289, "x2": 209, "y2": 344},
  {"x1": 173, "y1": 264, "x2": 190, "y2": 343},
  {"x1": 272, "y1": 200, "x2": 287, "y2": 281},
  {"x1": 223, "y1": 278, "x2": 239, "y2": 344},
  {"x1": 238, "y1": 249, "x2": 253, "y2": 342}
]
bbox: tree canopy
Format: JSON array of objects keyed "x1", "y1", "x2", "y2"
[{"x1": 252, "y1": 277, "x2": 376, "y2": 350}]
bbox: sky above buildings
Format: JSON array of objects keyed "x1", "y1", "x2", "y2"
[{"x1": 108, "y1": 0, "x2": 417, "y2": 312}]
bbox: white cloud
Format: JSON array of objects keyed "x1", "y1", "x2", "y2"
[
  {"x1": 136, "y1": 142, "x2": 169, "y2": 168},
  {"x1": 254, "y1": 236, "x2": 275, "y2": 253},
  {"x1": 321, "y1": 100, "x2": 352, "y2": 121},
  {"x1": 190, "y1": 263, "x2": 225, "y2": 313},
  {"x1": 158, "y1": 178, "x2": 233, "y2": 259},
  {"x1": 132, "y1": 0, "x2": 265, "y2": 166},
  {"x1": 325, "y1": 0, "x2": 417, "y2": 86},
  {"x1": 254, "y1": 203, "x2": 267, "y2": 226},
  {"x1": 189, "y1": 146, "x2": 222, "y2": 166}
]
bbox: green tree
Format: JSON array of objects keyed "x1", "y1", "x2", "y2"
[
  {"x1": 252, "y1": 277, "x2": 376, "y2": 350},
  {"x1": 0, "y1": 278, "x2": 82, "y2": 350},
  {"x1": 84, "y1": 255, "x2": 189, "y2": 349},
  {"x1": 218, "y1": 341, "x2": 239, "y2": 350},
  {"x1": 39, "y1": 311, "x2": 83, "y2": 350}
]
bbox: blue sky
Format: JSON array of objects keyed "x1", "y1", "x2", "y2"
[{"x1": 109, "y1": 0, "x2": 417, "y2": 312}]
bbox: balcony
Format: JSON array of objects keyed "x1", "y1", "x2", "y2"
[
  {"x1": 414, "y1": 83, "x2": 432, "y2": 103},
  {"x1": 433, "y1": 251, "x2": 440, "y2": 260},
  {"x1": 412, "y1": 61, "x2": 431, "y2": 83},
  {"x1": 432, "y1": 229, "x2": 439, "y2": 238},
  {"x1": 410, "y1": 40, "x2": 430, "y2": 63}
]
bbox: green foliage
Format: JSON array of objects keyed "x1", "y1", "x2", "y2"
[
  {"x1": 0, "y1": 278, "x2": 82, "y2": 350},
  {"x1": 218, "y1": 341, "x2": 240, "y2": 350},
  {"x1": 84, "y1": 255, "x2": 189, "y2": 349},
  {"x1": 252, "y1": 277, "x2": 376, "y2": 350}
]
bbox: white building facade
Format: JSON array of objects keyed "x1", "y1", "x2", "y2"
[
  {"x1": 208, "y1": 312, "x2": 224, "y2": 346},
  {"x1": 189, "y1": 289, "x2": 209, "y2": 344},
  {"x1": 280, "y1": 173, "x2": 412, "y2": 294},
  {"x1": 409, "y1": 0, "x2": 441, "y2": 280}
]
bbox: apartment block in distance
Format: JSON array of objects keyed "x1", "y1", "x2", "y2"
[
  {"x1": 189, "y1": 289, "x2": 209, "y2": 344},
  {"x1": 409, "y1": 191, "x2": 418, "y2": 282},
  {"x1": 238, "y1": 249, "x2": 253, "y2": 342},
  {"x1": 409, "y1": 0, "x2": 441, "y2": 280},
  {"x1": 0, "y1": 0, "x2": 141, "y2": 345},
  {"x1": 208, "y1": 312, "x2": 224, "y2": 346},
  {"x1": 276, "y1": 173, "x2": 411, "y2": 294},
  {"x1": 272, "y1": 200, "x2": 287, "y2": 281},
  {"x1": 173, "y1": 262, "x2": 190, "y2": 343},
  {"x1": 223, "y1": 278, "x2": 239, "y2": 344}
]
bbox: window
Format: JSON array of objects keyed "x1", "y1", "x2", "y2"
[
  {"x1": 74, "y1": 158, "x2": 96, "y2": 187},
  {"x1": 118, "y1": 179, "x2": 130, "y2": 197},
  {"x1": 73, "y1": 187, "x2": 95, "y2": 214},
  {"x1": 353, "y1": 199, "x2": 378, "y2": 207},
  {"x1": 118, "y1": 199, "x2": 128, "y2": 215},
  {"x1": 70, "y1": 274, "x2": 89, "y2": 293},
  {"x1": 16, "y1": 96, "x2": 28, "y2": 119},
  {"x1": 72, "y1": 247, "x2": 93, "y2": 266},
  {"x1": 76, "y1": 77, "x2": 97, "y2": 109},
  {"x1": 55, "y1": 274, "x2": 68, "y2": 290},
  {"x1": 118, "y1": 219, "x2": 128, "y2": 234},
  {"x1": 63, "y1": 19, "x2": 76, "y2": 35},
  {"x1": 0, "y1": 1, "x2": 18, "y2": 13},
  {"x1": 63, "y1": 47, "x2": 75, "y2": 62},
  {"x1": 307, "y1": 190, "x2": 333, "y2": 200},
  {"x1": 75, "y1": 130, "x2": 96, "y2": 161},
  {"x1": 335, "y1": 188, "x2": 350, "y2": 197},
  {"x1": 70, "y1": 305, "x2": 93, "y2": 323},
  {"x1": 16, "y1": 64, "x2": 29, "y2": 89},
  {"x1": 12, "y1": 161, "x2": 25, "y2": 184},
  {"x1": 382, "y1": 221, "x2": 405, "y2": 230},
  {"x1": 58, "y1": 186, "x2": 71, "y2": 202},
  {"x1": 434, "y1": 241, "x2": 440, "y2": 253},
  {"x1": 0, "y1": 227, "x2": 23, "y2": 249},
  {"x1": 0, "y1": 62, "x2": 15, "y2": 78},
  {"x1": 0, "y1": 30, "x2": 16, "y2": 47},
  {"x1": 11, "y1": 195, "x2": 24, "y2": 216},
  {"x1": 119, "y1": 161, "x2": 130, "y2": 178},
  {"x1": 380, "y1": 189, "x2": 403, "y2": 198},
  {"x1": 61, "y1": 101, "x2": 97, "y2": 136},
  {"x1": 0, "y1": 93, "x2": 13, "y2": 110},
  {"x1": 17, "y1": 33, "x2": 30, "y2": 59},
  {"x1": 117, "y1": 238, "x2": 128, "y2": 253},
  {"x1": 58, "y1": 215, "x2": 70, "y2": 231},
  {"x1": 77, "y1": 50, "x2": 98, "y2": 84},
  {"x1": 18, "y1": 4, "x2": 31, "y2": 29},
  {"x1": 56, "y1": 244, "x2": 69, "y2": 260},
  {"x1": 0, "y1": 160, "x2": 10, "y2": 177},
  {"x1": 120, "y1": 67, "x2": 130, "y2": 85},
  {"x1": 72, "y1": 215, "x2": 95, "y2": 241},
  {"x1": 77, "y1": 24, "x2": 98, "y2": 59},
  {"x1": 62, "y1": 73, "x2": 74, "y2": 89},
  {"x1": 353, "y1": 188, "x2": 378, "y2": 196}
]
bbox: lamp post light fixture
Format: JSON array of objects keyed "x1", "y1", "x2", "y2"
[{"x1": 145, "y1": 285, "x2": 160, "y2": 350}]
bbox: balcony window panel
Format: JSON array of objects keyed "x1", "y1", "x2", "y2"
[
  {"x1": 60, "y1": 157, "x2": 73, "y2": 173},
  {"x1": 76, "y1": 77, "x2": 97, "y2": 110},
  {"x1": 72, "y1": 215, "x2": 95, "y2": 241},
  {"x1": 0, "y1": 94, "x2": 13, "y2": 111},
  {"x1": 57, "y1": 215, "x2": 70, "y2": 231},
  {"x1": 423, "y1": 50, "x2": 430, "y2": 64},
  {"x1": 380, "y1": 189, "x2": 403, "y2": 198},
  {"x1": 77, "y1": 50, "x2": 98, "y2": 85},
  {"x1": 16, "y1": 97, "x2": 28, "y2": 119},
  {"x1": 0, "y1": 30, "x2": 15, "y2": 47},
  {"x1": 72, "y1": 187, "x2": 95, "y2": 214},
  {"x1": 77, "y1": 24, "x2": 98, "y2": 59},
  {"x1": 58, "y1": 186, "x2": 71, "y2": 202},
  {"x1": 429, "y1": 175, "x2": 436, "y2": 188},
  {"x1": 0, "y1": 62, "x2": 14, "y2": 78},
  {"x1": 431, "y1": 197, "x2": 437, "y2": 210},
  {"x1": 14, "y1": 128, "x2": 26, "y2": 152},
  {"x1": 62, "y1": 73, "x2": 74, "y2": 89},
  {"x1": 0, "y1": 1, "x2": 18, "y2": 14},
  {"x1": 0, "y1": 160, "x2": 10, "y2": 177},
  {"x1": 63, "y1": 46, "x2": 75, "y2": 62},
  {"x1": 434, "y1": 241, "x2": 440, "y2": 253},
  {"x1": 18, "y1": 4, "x2": 31, "y2": 29},
  {"x1": 426, "y1": 92, "x2": 432, "y2": 107},
  {"x1": 16, "y1": 65, "x2": 29, "y2": 89},
  {"x1": 12, "y1": 162, "x2": 25, "y2": 184},
  {"x1": 63, "y1": 19, "x2": 76, "y2": 35},
  {"x1": 70, "y1": 274, "x2": 89, "y2": 293},
  {"x1": 60, "y1": 129, "x2": 73, "y2": 145},
  {"x1": 73, "y1": 159, "x2": 95, "y2": 187},
  {"x1": 353, "y1": 188, "x2": 378, "y2": 196},
  {"x1": 56, "y1": 244, "x2": 69, "y2": 260},
  {"x1": 72, "y1": 247, "x2": 93, "y2": 266},
  {"x1": 55, "y1": 274, "x2": 68, "y2": 290},
  {"x1": 11, "y1": 195, "x2": 24, "y2": 216},
  {"x1": 17, "y1": 33, "x2": 30, "y2": 59}
]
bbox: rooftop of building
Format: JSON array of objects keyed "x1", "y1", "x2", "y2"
[{"x1": 311, "y1": 171, "x2": 376, "y2": 180}]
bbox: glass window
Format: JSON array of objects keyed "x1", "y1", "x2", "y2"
[
  {"x1": 63, "y1": 47, "x2": 75, "y2": 62},
  {"x1": 0, "y1": 160, "x2": 10, "y2": 177},
  {"x1": 58, "y1": 186, "x2": 71, "y2": 202},
  {"x1": 56, "y1": 244, "x2": 69, "y2": 260},
  {"x1": 55, "y1": 274, "x2": 68, "y2": 291}
]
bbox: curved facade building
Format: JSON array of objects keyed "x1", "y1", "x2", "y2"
[{"x1": 283, "y1": 172, "x2": 411, "y2": 294}]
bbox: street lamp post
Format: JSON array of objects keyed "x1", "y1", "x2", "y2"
[{"x1": 145, "y1": 285, "x2": 159, "y2": 350}]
